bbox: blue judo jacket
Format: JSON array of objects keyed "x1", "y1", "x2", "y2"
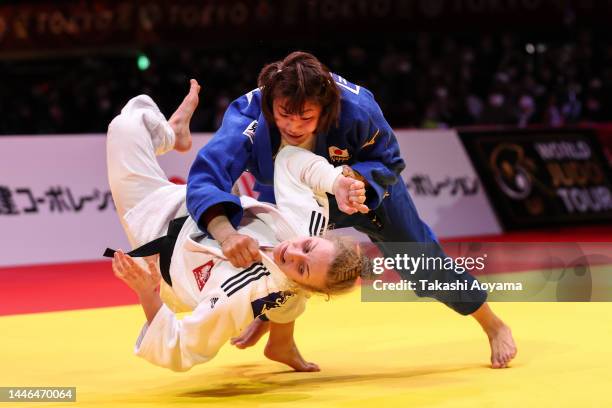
[
  {"x1": 187, "y1": 74, "x2": 488, "y2": 316},
  {"x1": 187, "y1": 74, "x2": 406, "y2": 233}
]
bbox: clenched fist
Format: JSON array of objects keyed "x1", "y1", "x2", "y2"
[{"x1": 221, "y1": 233, "x2": 262, "y2": 268}]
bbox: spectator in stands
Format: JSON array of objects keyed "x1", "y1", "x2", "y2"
[{"x1": 2, "y1": 30, "x2": 610, "y2": 135}]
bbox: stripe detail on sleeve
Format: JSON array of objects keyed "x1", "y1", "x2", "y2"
[
  {"x1": 221, "y1": 263, "x2": 271, "y2": 297},
  {"x1": 308, "y1": 211, "x2": 326, "y2": 236}
]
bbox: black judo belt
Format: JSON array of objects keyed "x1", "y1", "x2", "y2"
[{"x1": 103, "y1": 216, "x2": 188, "y2": 287}]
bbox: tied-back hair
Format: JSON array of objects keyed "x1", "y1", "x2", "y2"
[
  {"x1": 298, "y1": 235, "x2": 372, "y2": 297},
  {"x1": 325, "y1": 235, "x2": 371, "y2": 295},
  {"x1": 258, "y1": 51, "x2": 341, "y2": 135}
]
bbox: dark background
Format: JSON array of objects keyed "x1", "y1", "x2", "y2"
[{"x1": 1, "y1": 0, "x2": 611, "y2": 134}]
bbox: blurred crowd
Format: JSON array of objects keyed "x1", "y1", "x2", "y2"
[{"x1": 1, "y1": 30, "x2": 611, "y2": 135}]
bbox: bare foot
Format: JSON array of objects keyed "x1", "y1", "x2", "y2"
[
  {"x1": 471, "y1": 303, "x2": 517, "y2": 368},
  {"x1": 487, "y1": 323, "x2": 517, "y2": 368},
  {"x1": 169, "y1": 79, "x2": 200, "y2": 152},
  {"x1": 264, "y1": 341, "x2": 320, "y2": 372},
  {"x1": 231, "y1": 318, "x2": 270, "y2": 349}
]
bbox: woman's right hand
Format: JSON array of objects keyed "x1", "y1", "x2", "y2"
[
  {"x1": 204, "y1": 205, "x2": 262, "y2": 268},
  {"x1": 221, "y1": 233, "x2": 262, "y2": 268}
]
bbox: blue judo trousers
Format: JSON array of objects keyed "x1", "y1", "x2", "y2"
[{"x1": 187, "y1": 74, "x2": 487, "y2": 315}]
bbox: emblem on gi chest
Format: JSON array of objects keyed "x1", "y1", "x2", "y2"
[
  {"x1": 192, "y1": 260, "x2": 214, "y2": 291},
  {"x1": 328, "y1": 146, "x2": 351, "y2": 162}
]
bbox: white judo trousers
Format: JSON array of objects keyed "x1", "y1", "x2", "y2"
[{"x1": 106, "y1": 95, "x2": 342, "y2": 372}]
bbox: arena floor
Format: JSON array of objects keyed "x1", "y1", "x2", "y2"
[{"x1": 1, "y1": 290, "x2": 611, "y2": 407}]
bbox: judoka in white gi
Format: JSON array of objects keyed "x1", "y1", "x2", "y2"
[{"x1": 107, "y1": 80, "x2": 368, "y2": 372}]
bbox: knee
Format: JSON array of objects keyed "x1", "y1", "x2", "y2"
[
  {"x1": 108, "y1": 112, "x2": 141, "y2": 135},
  {"x1": 107, "y1": 95, "x2": 160, "y2": 137},
  {"x1": 106, "y1": 113, "x2": 146, "y2": 151}
]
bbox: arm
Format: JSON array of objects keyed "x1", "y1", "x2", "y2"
[
  {"x1": 112, "y1": 251, "x2": 162, "y2": 323},
  {"x1": 134, "y1": 300, "x2": 236, "y2": 372},
  {"x1": 288, "y1": 146, "x2": 368, "y2": 213},
  {"x1": 187, "y1": 95, "x2": 261, "y2": 267},
  {"x1": 186, "y1": 96, "x2": 256, "y2": 234},
  {"x1": 283, "y1": 146, "x2": 342, "y2": 195},
  {"x1": 113, "y1": 251, "x2": 237, "y2": 372},
  {"x1": 349, "y1": 93, "x2": 406, "y2": 210},
  {"x1": 274, "y1": 146, "x2": 368, "y2": 236}
]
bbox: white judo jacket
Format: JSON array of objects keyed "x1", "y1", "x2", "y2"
[{"x1": 122, "y1": 143, "x2": 342, "y2": 372}]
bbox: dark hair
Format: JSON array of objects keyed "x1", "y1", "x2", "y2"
[{"x1": 258, "y1": 51, "x2": 341, "y2": 134}]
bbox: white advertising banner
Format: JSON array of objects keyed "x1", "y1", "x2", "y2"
[
  {"x1": 1, "y1": 129, "x2": 501, "y2": 267},
  {"x1": 395, "y1": 129, "x2": 502, "y2": 238},
  {"x1": 0, "y1": 134, "x2": 211, "y2": 267}
]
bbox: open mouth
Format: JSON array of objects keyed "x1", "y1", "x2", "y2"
[{"x1": 285, "y1": 132, "x2": 303, "y2": 140}]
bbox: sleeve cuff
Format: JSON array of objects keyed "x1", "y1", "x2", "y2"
[
  {"x1": 350, "y1": 163, "x2": 385, "y2": 209},
  {"x1": 134, "y1": 304, "x2": 173, "y2": 357},
  {"x1": 323, "y1": 167, "x2": 344, "y2": 195},
  {"x1": 192, "y1": 193, "x2": 244, "y2": 234}
]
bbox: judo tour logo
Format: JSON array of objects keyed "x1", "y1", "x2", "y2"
[
  {"x1": 489, "y1": 140, "x2": 612, "y2": 216},
  {"x1": 490, "y1": 144, "x2": 536, "y2": 201}
]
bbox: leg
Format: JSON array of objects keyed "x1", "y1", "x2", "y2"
[
  {"x1": 263, "y1": 321, "x2": 320, "y2": 372},
  {"x1": 471, "y1": 303, "x2": 517, "y2": 368},
  {"x1": 107, "y1": 80, "x2": 200, "y2": 219},
  {"x1": 107, "y1": 81, "x2": 200, "y2": 249},
  {"x1": 330, "y1": 183, "x2": 518, "y2": 368},
  {"x1": 373, "y1": 186, "x2": 517, "y2": 367},
  {"x1": 371, "y1": 183, "x2": 489, "y2": 314},
  {"x1": 168, "y1": 79, "x2": 200, "y2": 152},
  {"x1": 331, "y1": 183, "x2": 488, "y2": 314},
  {"x1": 231, "y1": 319, "x2": 320, "y2": 372},
  {"x1": 106, "y1": 95, "x2": 175, "y2": 220}
]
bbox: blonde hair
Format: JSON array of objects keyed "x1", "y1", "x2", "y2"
[{"x1": 299, "y1": 235, "x2": 371, "y2": 296}]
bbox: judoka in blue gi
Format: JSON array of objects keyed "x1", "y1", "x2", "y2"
[{"x1": 187, "y1": 52, "x2": 517, "y2": 368}]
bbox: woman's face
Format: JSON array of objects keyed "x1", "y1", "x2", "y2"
[
  {"x1": 273, "y1": 236, "x2": 335, "y2": 291},
  {"x1": 272, "y1": 98, "x2": 322, "y2": 146}
]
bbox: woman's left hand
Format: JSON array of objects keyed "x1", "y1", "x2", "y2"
[{"x1": 333, "y1": 175, "x2": 369, "y2": 215}]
